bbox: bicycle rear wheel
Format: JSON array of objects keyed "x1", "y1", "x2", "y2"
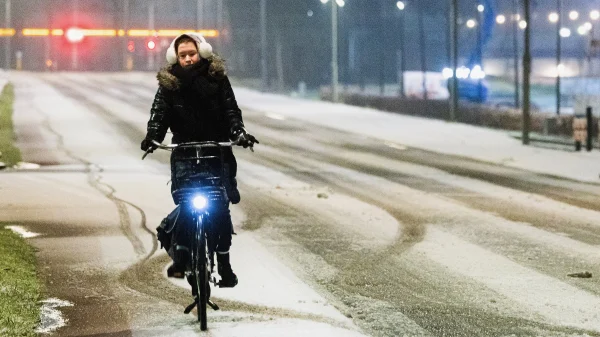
[{"x1": 193, "y1": 215, "x2": 209, "y2": 330}]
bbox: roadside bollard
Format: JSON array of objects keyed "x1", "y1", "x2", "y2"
[
  {"x1": 586, "y1": 107, "x2": 593, "y2": 152},
  {"x1": 573, "y1": 115, "x2": 586, "y2": 152}
]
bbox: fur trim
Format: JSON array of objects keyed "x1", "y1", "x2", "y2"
[
  {"x1": 157, "y1": 65, "x2": 179, "y2": 91},
  {"x1": 156, "y1": 55, "x2": 227, "y2": 90},
  {"x1": 208, "y1": 55, "x2": 226, "y2": 79}
]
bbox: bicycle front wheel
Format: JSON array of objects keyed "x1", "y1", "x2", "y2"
[{"x1": 193, "y1": 215, "x2": 209, "y2": 330}]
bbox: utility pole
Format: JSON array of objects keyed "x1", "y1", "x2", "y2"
[
  {"x1": 123, "y1": 0, "x2": 130, "y2": 71},
  {"x1": 418, "y1": 2, "x2": 427, "y2": 100},
  {"x1": 147, "y1": 1, "x2": 155, "y2": 70},
  {"x1": 45, "y1": 13, "x2": 50, "y2": 71},
  {"x1": 379, "y1": 0, "x2": 385, "y2": 95},
  {"x1": 449, "y1": 0, "x2": 458, "y2": 121},
  {"x1": 331, "y1": 0, "x2": 339, "y2": 103},
  {"x1": 477, "y1": 5, "x2": 483, "y2": 102},
  {"x1": 217, "y1": 0, "x2": 224, "y2": 53},
  {"x1": 260, "y1": 0, "x2": 268, "y2": 91},
  {"x1": 4, "y1": 0, "x2": 11, "y2": 69},
  {"x1": 522, "y1": 0, "x2": 531, "y2": 145},
  {"x1": 197, "y1": 0, "x2": 204, "y2": 29},
  {"x1": 72, "y1": 0, "x2": 79, "y2": 70},
  {"x1": 512, "y1": 0, "x2": 520, "y2": 109},
  {"x1": 399, "y1": 5, "x2": 406, "y2": 98},
  {"x1": 556, "y1": 0, "x2": 562, "y2": 116}
]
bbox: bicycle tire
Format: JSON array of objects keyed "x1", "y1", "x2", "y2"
[{"x1": 194, "y1": 215, "x2": 209, "y2": 331}]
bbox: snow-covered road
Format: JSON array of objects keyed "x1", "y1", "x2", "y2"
[{"x1": 2, "y1": 71, "x2": 600, "y2": 336}]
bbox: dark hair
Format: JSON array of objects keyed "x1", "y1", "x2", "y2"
[{"x1": 174, "y1": 35, "x2": 198, "y2": 54}]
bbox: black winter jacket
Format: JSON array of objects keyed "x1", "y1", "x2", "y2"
[
  {"x1": 146, "y1": 57, "x2": 244, "y2": 144},
  {"x1": 145, "y1": 57, "x2": 244, "y2": 196}
]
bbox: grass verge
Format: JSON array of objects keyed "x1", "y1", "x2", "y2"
[
  {"x1": 0, "y1": 225, "x2": 42, "y2": 337},
  {"x1": 0, "y1": 84, "x2": 21, "y2": 166}
]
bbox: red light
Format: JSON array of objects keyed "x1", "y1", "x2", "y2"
[
  {"x1": 146, "y1": 40, "x2": 156, "y2": 50},
  {"x1": 65, "y1": 27, "x2": 84, "y2": 44},
  {"x1": 127, "y1": 41, "x2": 135, "y2": 52}
]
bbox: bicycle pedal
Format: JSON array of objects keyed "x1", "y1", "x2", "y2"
[
  {"x1": 208, "y1": 300, "x2": 220, "y2": 311},
  {"x1": 184, "y1": 297, "x2": 198, "y2": 314}
]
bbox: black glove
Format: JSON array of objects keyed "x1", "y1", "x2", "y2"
[
  {"x1": 231, "y1": 128, "x2": 259, "y2": 149},
  {"x1": 141, "y1": 138, "x2": 158, "y2": 152}
]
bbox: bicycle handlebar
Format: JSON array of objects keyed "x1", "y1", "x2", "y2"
[
  {"x1": 142, "y1": 139, "x2": 242, "y2": 160},
  {"x1": 151, "y1": 140, "x2": 236, "y2": 149}
]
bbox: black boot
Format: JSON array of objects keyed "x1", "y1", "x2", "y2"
[
  {"x1": 217, "y1": 252, "x2": 238, "y2": 288},
  {"x1": 187, "y1": 274, "x2": 199, "y2": 297},
  {"x1": 167, "y1": 247, "x2": 189, "y2": 279}
]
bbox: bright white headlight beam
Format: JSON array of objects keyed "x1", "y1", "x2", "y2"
[{"x1": 192, "y1": 195, "x2": 208, "y2": 209}]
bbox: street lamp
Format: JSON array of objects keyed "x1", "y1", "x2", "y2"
[
  {"x1": 496, "y1": 15, "x2": 506, "y2": 24},
  {"x1": 557, "y1": 63, "x2": 565, "y2": 77},
  {"x1": 560, "y1": 27, "x2": 571, "y2": 37},
  {"x1": 569, "y1": 10, "x2": 579, "y2": 20},
  {"x1": 548, "y1": 12, "x2": 559, "y2": 23},
  {"x1": 466, "y1": 19, "x2": 477, "y2": 28},
  {"x1": 591, "y1": 10, "x2": 600, "y2": 20},
  {"x1": 519, "y1": 20, "x2": 527, "y2": 29},
  {"x1": 396, "y1": 1, "x2": 405, "y2": 10}
]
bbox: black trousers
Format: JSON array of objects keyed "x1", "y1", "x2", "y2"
[
  {"x1": 165, "y1": 205, "x2": 233, "y2": 255},
  {"x1": 162, "y1": 149, "x2": 236, "y2": 257}
]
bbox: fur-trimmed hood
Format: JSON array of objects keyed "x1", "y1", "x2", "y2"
[{"x1": 156, "y1": 55, "x2": 226, "y2": 91}]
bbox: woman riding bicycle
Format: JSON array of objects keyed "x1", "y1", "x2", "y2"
[{"x1": 141, "y1": 33, "x2": 258, "y2": 288}]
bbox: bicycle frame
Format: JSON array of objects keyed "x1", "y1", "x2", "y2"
[{"x1": 143, "y1": 140, "x2": 234, "y2": 331}]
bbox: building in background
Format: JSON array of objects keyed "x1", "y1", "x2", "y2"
[{"x1": 2, "y1": 0, "x2": 600, "y2": 92}]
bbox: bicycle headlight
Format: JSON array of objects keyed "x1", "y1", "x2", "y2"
[{"x1": 192, "y1": 195, "x2": 208, "y2": 210}]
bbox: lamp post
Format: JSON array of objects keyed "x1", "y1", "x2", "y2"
[
  {"x1": 123, "y1": 0, "x2": 130, "y2": 71},
  {"x1": 418, "y1": 2, "x2": 427, "y2": 100},
  {"x1": 217, "y1": 0, "x2": 224, "y2": 53},
  {"x1": 331, "y1": 0, "x2": 340, "y2": 102},
  {"x1": 556, "y1": 0, "x2": 562, "y2": 116},
  {"x1": 4, "y1": 0, "x2": 10, "y2": 69},
  {"x1": 477, "y1": 4, "x2": 484, "y2": 102},
  {"x1": 147, "y1": 1, "x2": 155, "y2": 71},
  {"x1": 379, "y1": 0, "x2": 385, "y2": 95},
  {"x1": 260, "y1": 0, "x2": 268, "y2": 91},
  {"x1": 397, "y1": 1, "x2": 406, "y2": 98},
  {"x1": 512, "y1": 0, "x2": 520, "y2": 109},
  {"x1": 197, "y1": 0, "x2": 204, "y2": 29},
  {"x1": 72, "y1": 0, "x2": 79, "y2": 70},
  {"x1": 523, "y1": 0, "x2": 531, "y2": 145},
  {"x1": 449, "y1": 0, "x2": 458, "y2": 121},
  {"x1": 321, "y1": 0, "x2": 342, "y2": 102}
]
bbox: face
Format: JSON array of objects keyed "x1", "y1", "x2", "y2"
[{"x1": 177, "y1": 41, "x2": 200, "y2": 67}]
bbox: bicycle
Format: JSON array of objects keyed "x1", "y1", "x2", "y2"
[{"x1": 143, "y1": 139, "x2": 237, "y2": 331}]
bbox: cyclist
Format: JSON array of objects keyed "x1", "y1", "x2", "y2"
[{"x1": 141, "y1": 33, "x2": 258, "y2": 288}]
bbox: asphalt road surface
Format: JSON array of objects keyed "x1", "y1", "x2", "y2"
[{"x1": 3, "y1": 72, "x2": 600, "y2": 337}]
